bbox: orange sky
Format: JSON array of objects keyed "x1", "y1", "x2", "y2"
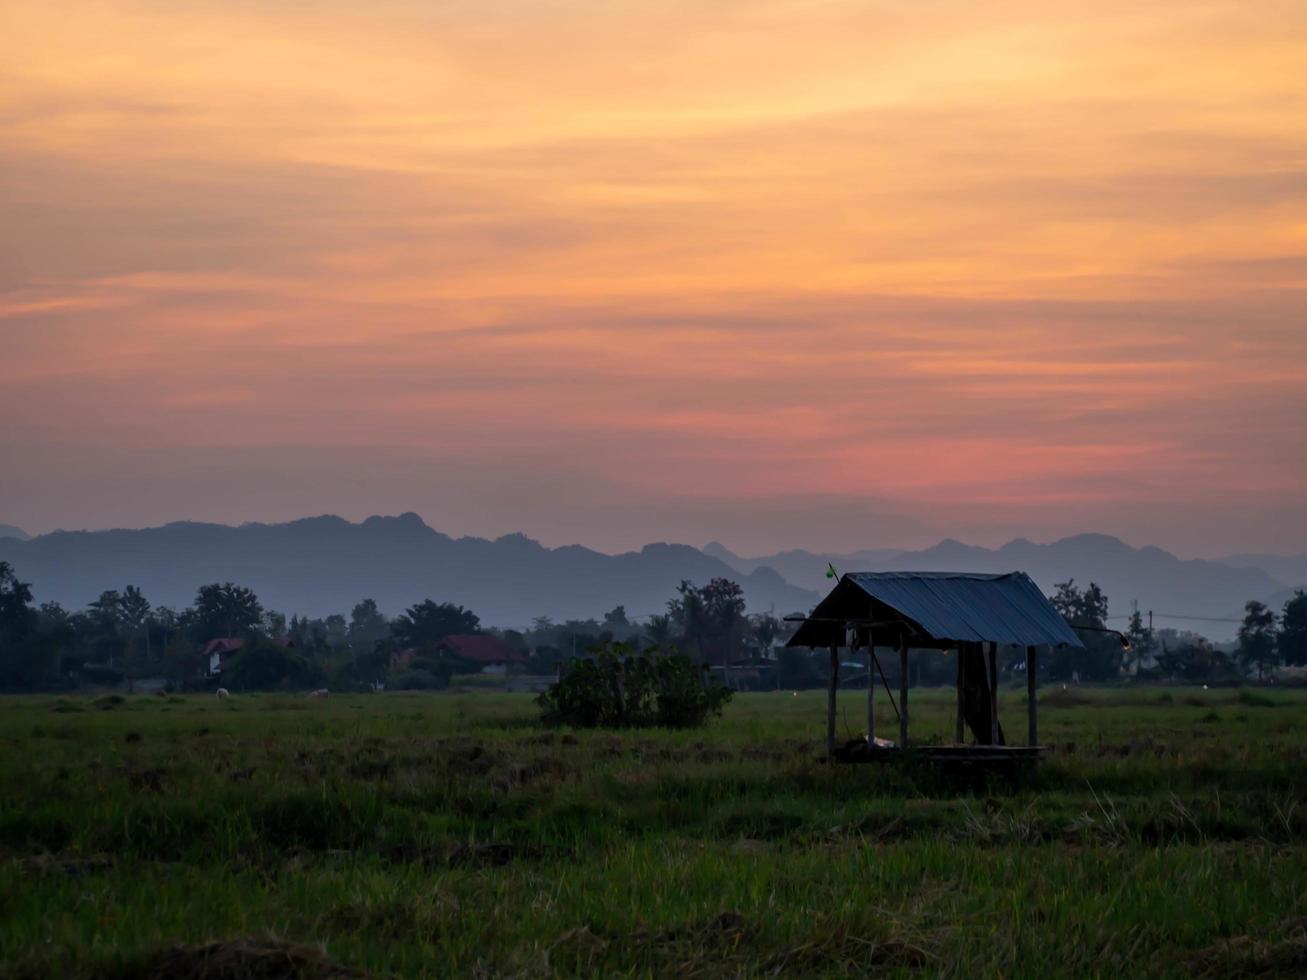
[{"x1": 2, "y1": 0, "x2": 1305, "y2": 555}]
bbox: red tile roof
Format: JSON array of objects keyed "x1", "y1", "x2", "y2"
[
  {"x1": 202, "y1": 636, "x2": 294, "y2": 658},
  {"x1": 439, "y1": 633, "x2": 525, "y2": 664},
  {"x1": 203, "y1": 638, "x2": 246, "y2": 658}
]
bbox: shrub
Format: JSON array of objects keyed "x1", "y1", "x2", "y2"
[
  {"x1": 222, "y1": 641, "x2": 325, "y2": 692},
  {"x1": 537, "y1": 645, "x2": 732, "y2": 729},
  {"x1": 389, "y1": 668, "x2": 449, "y2": 691}
]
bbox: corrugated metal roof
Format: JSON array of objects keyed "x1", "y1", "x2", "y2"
[{"x1": 787, "y1": 571, "x2": 1084, "y2": 649}]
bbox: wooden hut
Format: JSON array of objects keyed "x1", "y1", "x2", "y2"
[{"x1": 786, "y1": 571, "x2": 1084, "y2": 761}]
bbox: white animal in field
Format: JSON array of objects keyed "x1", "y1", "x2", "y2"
[
  {"x1": 307, "y1": 688, "x2": 329, "y2": 699},
  {"x1": 216, "y1": 688, "x2": 230, "y2": 699}
]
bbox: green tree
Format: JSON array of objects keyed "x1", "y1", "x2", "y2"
[
  {"x1": 1125, "y1": 608, "x2": 1155, "y2": 673},
  {"x1": 323, "y1": 614, "x2": 349, "y2": 649},
  {"x1": 0, "y1": 563, "x2": 35, "y2": 641},
  {"x1": 667, "y1": 578, "x2": 748, "y2": 684},
  {"x1": 0, "y1": 564, "x2": 57, "y2": 690},
  {"x1": 261, "y1": 610, "x2": 288, "y2": 637},
  {"x1": 1049, "y1": 579, "x2": 1121, "y2": 681},
  {"x1": 667, "y1": 580, "x2": 708, "y2": 659},
  {"x1": 1277, "y1": 590, "x2": 1307, "y2": 667},
  {"x1": 190, "y1": 583, "x2": 264, "y2": 642},
  {"x1": 642, "y1": 613, "x2": 674, "y2": 651},
  {"x1": 86, "y1": 590, "x2": 126, "y2": 665},
  {"x1": 1238, "y1": 600, "x2": 1278, "y2": 681},
  {"x1": 392, "y1": 600, "x2": 480, "y2": 649},
  {"x1": 116, "y1": 586, "x2": 154, "y2": 680},
  {"x1": 223, "y1": 639, "x2": 325, "y2": 692},
  {"x1": 348, "y1": 599, "x2": 390, "y2": 650},
  {"x1": 748, "y1": 613, "x2": 780, "y2": 658},
  {"x1": 119, "y1": 586, "x2": 151, "y2": 633},
  {"x1": 602, "y1": 605, "x2": 632, "y2": 634}
]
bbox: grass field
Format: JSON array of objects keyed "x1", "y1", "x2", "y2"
[{"x1": 2, "y1": 686, "x2": 1306, "y2": 978}]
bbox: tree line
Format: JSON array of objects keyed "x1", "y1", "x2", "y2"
[
  {"x1": 0, "y1": 564, "x2": 791, "y2": 692},
  {"x1": 2, "y1": 559, "x2": 1303, "y2": 691}
]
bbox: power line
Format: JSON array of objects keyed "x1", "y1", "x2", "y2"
[{"x1": 1105, "y1": 612, "x2": 1243, "y2": 624}]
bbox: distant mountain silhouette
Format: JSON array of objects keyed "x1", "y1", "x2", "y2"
[
  {"x1": 0, "y1": 524, "x2": 29, "y2": 541},
  {"x1": 0, "y1": 517, "x2": 1292, "y2": 640},
  {"x1": 1219, "y1": 552, "x2": 1307, "y2": 592},
  {"x1": 703, "y1": 541, "x2": 903, "y2": 589},
  {"x1": 0, "y1": 514, "x2": 818, "y2": 626},
  {"x1": 717, "y1": 533, "x2": 1286, "y2": 641},
  {"x1": 1225, "y1": 585, "x2": 1307, "y2": 627}
]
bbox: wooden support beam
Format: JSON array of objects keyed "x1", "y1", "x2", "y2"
[
  {"x1": 865, "y1": 633, "x2": 875, "y2": 744},
  {"x1": 955, "y1": 644, "x2": 965, "y2": 744},
  {"x1": 1027, "y1": 645, "x2": 1038, "y2": 747},
  {"x1": 826, "y1": 644, "x2": 839, "y2": 760},
  {"x1": 988, "y1": 641, "x2": 1000, "y2": 746},
  {"x1": 899, "y1": 635, "x2": 909, "y2": 748}
]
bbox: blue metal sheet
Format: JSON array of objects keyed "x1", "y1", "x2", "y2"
[{"x1": 787, "y1": 570, "x2": 1084, "y2": 649}]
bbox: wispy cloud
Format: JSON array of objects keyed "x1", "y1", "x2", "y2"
[{"x1": 1, "y1": 0, "x2": 1305, "y2": 554}]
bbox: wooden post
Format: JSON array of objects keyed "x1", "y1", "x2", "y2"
[
  {"x1": 1027, "y1": 644, "x2": 1038, "y2": 747},
  {"x1": 826, "y1": 643, "x2": 839, "y2": 760},
  {"x1": 865, "y1": 632, "x2": 875, "y2": 744},
  {"x1": 954, "y1": 644, "x2": 965, "y2": 744},
  {"x1": 988, "y1": 641, "x2": 999, "y2": 746},
  {"x1": 898, "y1": 635, "x2": 909, "y2": 748}
]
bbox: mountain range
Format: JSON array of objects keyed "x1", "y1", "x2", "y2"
[
  {"x1": 0, "y1": 514, "x2": 816, "y2": 627},
  {"x1": 0, "y1": 516, "x2": 1302, "y2": 639},
  {"x1": 707, "y1": 535, "x2": 1303, "y2": 640}
]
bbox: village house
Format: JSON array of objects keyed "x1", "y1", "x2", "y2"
[{"x1": 204, "y1": 636, "x2": 295, "y2": 676}]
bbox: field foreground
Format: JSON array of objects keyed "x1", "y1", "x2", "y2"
[{"x1": 1, "y1": 687, "x2": 1305, "y2": 978}]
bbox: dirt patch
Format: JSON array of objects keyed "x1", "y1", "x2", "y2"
[
  {"x1": 445, "y1": 841, "x2": 542, "y2": 867},
  {"x1": 763, "y1": 931, "x2": 934, "y2": 974},
  {"x1": 548, "y1": 912, "x2": 932, "y2": 976},
  {"x1": 15, "y1": 854, "x2": 114, "y2": 878},
  {"x1": 491, "y1": 757, "x2": 568, "y2": 792},
  {"x1": 319, "y1": 889, "x2": 459, "y2": 942},
  {"x1": 550, "y1": 912, "x2": 750, "y2": 972},
  {"x1": 713, "y1": 809, "x2": 804, "y2": 841},
  {"x1": 437, "y1": 739, "x2": 498, "y2": 777},
  {"x1": 123, "y1": 766, "x2": 166, "y2": 793},
  {"x1": 345, "y1": 758, "x2": 393, "y2": 781},
  {"x1": 1187, "y1": 919, "x2": 1307, "y2": 978},
  {"x1": 112, "y1": 937, "x2": 365, "y2": 979}
]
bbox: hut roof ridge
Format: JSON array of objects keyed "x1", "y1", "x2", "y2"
[{"x1": 788, "y1": 568, "x2": 1084, "y2": 650}]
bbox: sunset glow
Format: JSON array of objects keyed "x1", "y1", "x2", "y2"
[{"x1": 3, "y1": 0, "x2": 1306, "y2": 553}]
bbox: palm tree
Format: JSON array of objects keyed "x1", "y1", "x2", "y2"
[{"x1": 643, "y1": 614, "x2": 674, "y2": 653}]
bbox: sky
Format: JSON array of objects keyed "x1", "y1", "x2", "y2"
[{"x1": 2, "y1": 0, "x2": 1306, "y2": 557}]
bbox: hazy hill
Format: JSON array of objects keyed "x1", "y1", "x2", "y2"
[
  {"x1": 814, "y1": 534, "x2": 1286, "y2": 639},
  {"x1": 0, "y1": 517, "x2": 1292, "y2": 640},
  {"x1": 0, "y1": 524, "x2": 29, "y2": 541},
  {"x1": 1219, "y1": 552, "x2": 1307, "y2": 592},
  {"x1": 0, "y1": 514, "x2": 818, "y2": 627},
  {"x1": 703, "y1": 542, "x2": 903, "y2": 590}
]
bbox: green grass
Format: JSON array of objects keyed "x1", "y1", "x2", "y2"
[{"x1": 1, "y1": 687, "x2": 1305, "y2": 977}]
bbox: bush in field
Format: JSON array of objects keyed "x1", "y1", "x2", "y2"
[
  {"x1": 222, "y1": 640, "x2": 325, "y2": 692},
  {"x1": 537, "y1": 645, "x2": 732, "y2": 728},
  {"x1": 389, "y1": 666, "x2": 450, "y2": 691}
]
